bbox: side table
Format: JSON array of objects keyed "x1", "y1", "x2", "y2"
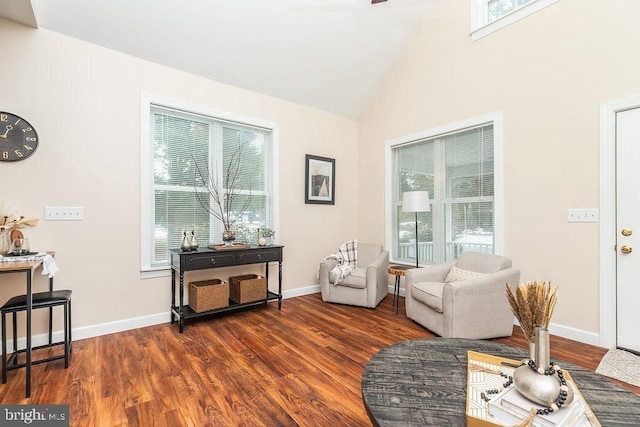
[{"x1": 388, "y1": 265, "x2": 411, "y2": 314}]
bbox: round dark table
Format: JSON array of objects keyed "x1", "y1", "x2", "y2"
[{"x1": 361, "y1": 338, "x2": 640, "y2": 426}]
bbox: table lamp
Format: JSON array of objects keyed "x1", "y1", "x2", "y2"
[{"x1": 402, "y1": 191, "x2": 431, "y2": 268}]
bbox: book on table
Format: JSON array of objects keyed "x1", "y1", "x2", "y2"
[
  {"x1": 488, "y1": 383, "x2": 587, "y2": 427},
  {"x1": 465, "y1": 351, "x2": 601, "y2": 427}
]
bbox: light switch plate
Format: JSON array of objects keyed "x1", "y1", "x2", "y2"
[
  {"x1": 567, "y1": 208, "x2": 598, "y2": 223},
  {"x1": 45, "y1": 207, "x2": 84, "y2": 221}
]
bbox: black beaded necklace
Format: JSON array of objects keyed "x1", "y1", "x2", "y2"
[
  {"x1": 481, "y1": 360, "x2": 570, "y2": 417},
  {"x1": 525, "y1": 359, "x2": 570, "y2": 415}
]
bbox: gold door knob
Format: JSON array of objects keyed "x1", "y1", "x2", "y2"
[
  {"x1": 622, "y1": 228, "x2": 633, "y2": 237},
  {"x1": 621, "y1": 245, "x2": 633, "y2": 254}
]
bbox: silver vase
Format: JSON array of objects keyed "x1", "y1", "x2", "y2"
[{"x1": 513, "y1": 327, "x2": 574, "y2": 407}]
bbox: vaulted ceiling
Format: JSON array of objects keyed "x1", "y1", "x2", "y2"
[{"x1": 1, "y1": 0, "x2": 435, "y2": 119}]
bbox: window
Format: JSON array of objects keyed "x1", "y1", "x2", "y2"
[
  {"x1": 141, "y1": 95, "x2": 277, "y2": 272},
  {"x1": 385, "y1": 114, "x2": 502, "y2": 265},
  {"x1": 470, "y1": 0, "x2": 559, "y2": 41}
]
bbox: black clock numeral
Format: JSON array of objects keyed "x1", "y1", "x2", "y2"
[
  {"x1": 22, "y1": 127, "x2": 32, "y2": 133},
  {"x1": 26, "y1": 136, "x2": 36, "y2": 141},
  {"x1": 14, "y1": 150, "x2": 23, "y2": 158},
  {"x1": 24, "y1": 145, "x2": 34, "y2": 151},
  {"x1": 0, "y1": 114, "x2": 7, "y2": 122},
  {"x1": 2, "y1": 152, "x2": 8, "y2": 159}
]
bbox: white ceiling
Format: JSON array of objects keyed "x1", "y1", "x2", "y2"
[{"x1": 1, "y1": 0, "x2": 435, "y2": 119}]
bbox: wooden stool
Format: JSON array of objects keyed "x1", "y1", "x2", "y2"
[{"x1": 388, "y1": 265, "x2": 411, "y2": 314}]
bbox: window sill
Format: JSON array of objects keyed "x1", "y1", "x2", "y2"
[{"x1": 140, "y1": 268, "x2": 171, "y2": 280}]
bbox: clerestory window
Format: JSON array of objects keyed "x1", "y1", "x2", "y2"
[{"x1": 470, "y1": 0, "x2": 560, "y2": 41}]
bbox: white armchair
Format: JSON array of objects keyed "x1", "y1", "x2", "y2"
[
  {"x1": 319, "y1": 243, "x2": 389, "y2": 308},
  {"x1": 405, "y1": 252, "x2": 520, "y2": 339}
]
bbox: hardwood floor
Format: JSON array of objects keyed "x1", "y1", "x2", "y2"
[{"x1": 1, "y1": 293, "x2": 638, "y2": 426}]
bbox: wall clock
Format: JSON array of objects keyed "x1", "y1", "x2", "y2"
[{"x1": 0, "y1": 112, "x2": 39, "y2": 162}]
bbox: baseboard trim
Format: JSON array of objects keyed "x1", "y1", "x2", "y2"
[{"x1": 2, "y1": 286, "x2": 604, "y2": 354}]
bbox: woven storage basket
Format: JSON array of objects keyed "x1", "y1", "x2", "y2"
[
  {"x1": 188, "y1": 279, "x2": 229, "y2": 313},
  {"x1": 229, "y1": 274, "x2": 267, "y2": 303}
]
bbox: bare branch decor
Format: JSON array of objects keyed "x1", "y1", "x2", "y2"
[{"x1": 193, "y1": 143, "x2": 252, "y2": 244}]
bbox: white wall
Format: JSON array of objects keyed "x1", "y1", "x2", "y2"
[
  {"x1": 0, "y1": 20, "x2": 359, "y2": 338},
  {"x1": 358, "y1": 0, "x2": 640, "y2": 344}
]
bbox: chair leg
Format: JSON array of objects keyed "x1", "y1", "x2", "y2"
[
  {"x1": 48, "y1": 306, "x2": 53, "y2": 345},
  {"x1": 2, "y1": 311, "x2": 7, "y2": 384},
  {"x1": 63, "y1": 302, "x2": 69, "y2": 369},
  {"x1": 68, "y1": 300, "x2": 73, "y2": 354},
  {"x1": 11, "y1": 312, "x2": 17, "y2": 355}
]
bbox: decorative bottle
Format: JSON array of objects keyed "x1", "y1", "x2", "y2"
[
  {"x1": 190, "y1": 230, "x2": 199, "y2": 250},
  {"x1": 180, "y1": 231, "x2": 191, "y2": 251}
]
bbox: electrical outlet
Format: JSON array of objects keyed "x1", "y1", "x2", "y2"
[
  {"x1": 567, "y1": 208, "x2": 598, "y2": 223},
  {"x1": 45, "y1": 207, "x2": 84, "y2": 221}
]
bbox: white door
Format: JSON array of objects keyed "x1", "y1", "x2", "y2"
[{"x1": 616, "y1": 107, "x2": 640, "y2": 353}]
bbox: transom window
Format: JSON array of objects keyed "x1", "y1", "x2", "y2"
[
  {"x1": 386, "y1": 114, "x2": 503, "y2": 265},
  {"x1": 470, "y1": 0, "x2": 559, "y2": 41},
  {"x1": 140, "y1": 96, "x2": 277, "y2": 272}
]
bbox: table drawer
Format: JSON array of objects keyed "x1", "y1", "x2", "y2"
[
  {"x1": 237, "y1": 249, "x2": 280, "y2": 264},
  {"x1": 186, "y1": 253, "x2": 237, "y2": 270}
]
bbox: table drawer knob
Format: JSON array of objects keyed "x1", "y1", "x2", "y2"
[
  {"x1": 257, "y1": 254, "x2": 262, "y2": 260},
  {"x1": 210, "y1": 259, "x2": 216, "y2": 265}
]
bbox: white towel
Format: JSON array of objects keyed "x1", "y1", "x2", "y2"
[{"x1": 41, "y1": 254, "x2": 59, "y2": 278}]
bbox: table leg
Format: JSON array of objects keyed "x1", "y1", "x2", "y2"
[
  {"x1": 178, "y1": 271, "x2": 184, "y2": 333},
  {"x1": 278, "y1": 261, "x2": 282, "y2": 310},
  {"x1": 393, "y1": 276, "x2": 400, "y2": 314},
  {"x1": 25, "y1": 270, "x2": 32, "y2": 398},
  {"x1": 170, "y1": 269, "x2": 176, "y2": 324}
]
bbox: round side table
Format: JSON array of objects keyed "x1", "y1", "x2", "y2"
[{"x1": 388, "y1": 265, "x2": 411, "y2": 314}]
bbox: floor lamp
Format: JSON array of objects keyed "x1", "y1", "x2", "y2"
[{"x1": 402, "y1": 191, "x2": 431, "y2": 268}]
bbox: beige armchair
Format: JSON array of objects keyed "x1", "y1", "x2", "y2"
[
  {"x1": 405, "y1": 252, "x2": 520, "y2": 339},
  {"x1": 319, "y1": 243, "x2": 389, "y2": 308}
]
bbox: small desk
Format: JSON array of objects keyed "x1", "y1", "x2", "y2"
[
  {"x1": 0, "y1": 256, "x2": 51, "y2": 398},
  {"x1": 361, "y1": 338, "x2": 640, "y2": 426},
  {"x1": 387, "y1": 265, "x2": 410, "y2": 314}
]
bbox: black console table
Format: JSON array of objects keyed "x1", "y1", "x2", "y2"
[{"x1": 170, "y1": 245, "x2": 283, "y2": 332}]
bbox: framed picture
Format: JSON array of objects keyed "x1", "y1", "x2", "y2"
[{"x1": 305, "y1": 154, "x2": 335, "y2": 205}]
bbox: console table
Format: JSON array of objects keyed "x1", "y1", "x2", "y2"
[
  {"x1": 361, "y1": 338, "x2": 640, "y2": 426},
  {"x1": 170, "y1": 245, "x2": 283, "y2": 333}
]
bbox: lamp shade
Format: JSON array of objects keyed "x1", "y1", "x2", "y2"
[{"x1": 402, "y1": 191, "x2": 431, "y2": 213}]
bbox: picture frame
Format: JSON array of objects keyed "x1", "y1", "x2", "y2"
[{"x1": 305, "y1": 154, "x2": 335, "y2": 205}]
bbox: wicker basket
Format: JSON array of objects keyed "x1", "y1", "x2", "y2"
[
  {"x1": 188, "y1": 279, "x2": 229, "y2": 313},
  {"x1": 229, "y1": 274, "x2": 267, "y2": 303}
]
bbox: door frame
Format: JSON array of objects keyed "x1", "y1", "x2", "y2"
[{"x1": 599, "y1": 94, "x2": 640, "y2": 349}]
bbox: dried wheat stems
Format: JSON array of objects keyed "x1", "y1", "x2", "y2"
[{"x1": 505, "y1": 281, "x2": 558, "y2": 342}]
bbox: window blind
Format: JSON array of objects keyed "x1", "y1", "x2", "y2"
[
  {"x1": 148, "y1": 106, "x2": 273, "y2": 268},
  {"x1": 392, "y1": 124, "x2": 494, "y2": 265}
]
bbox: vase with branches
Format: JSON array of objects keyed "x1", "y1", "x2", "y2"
[{"x1": 193, "y1": 143, "x2": 252, "y2": 245}]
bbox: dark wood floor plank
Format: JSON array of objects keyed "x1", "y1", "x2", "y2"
[{"x1": 1, "y1": 293, "x2": 637, "y2": 426}]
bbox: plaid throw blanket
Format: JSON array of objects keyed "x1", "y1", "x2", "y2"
[{"x1": 325, "y1": 239, "x2": 358, "y2": 284}]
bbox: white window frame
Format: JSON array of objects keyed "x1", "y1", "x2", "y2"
[
  {"x1": 470, "y1": 0, "x2": 560, "y2": 41},
  {"x1": 384, "y1": 112, "x2": 504, "y2": 265},
  {"x1": 140, "y1": 93, "x2": 279, "y2": 277}
]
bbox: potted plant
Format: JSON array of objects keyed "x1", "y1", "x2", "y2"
[{"x1": 258, "y1": 227, "x2": 275, "y2": 246}]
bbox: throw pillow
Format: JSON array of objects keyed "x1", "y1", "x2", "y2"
[{"x1": 444, "y1": 265, "x2": 486, "y2": 283}]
